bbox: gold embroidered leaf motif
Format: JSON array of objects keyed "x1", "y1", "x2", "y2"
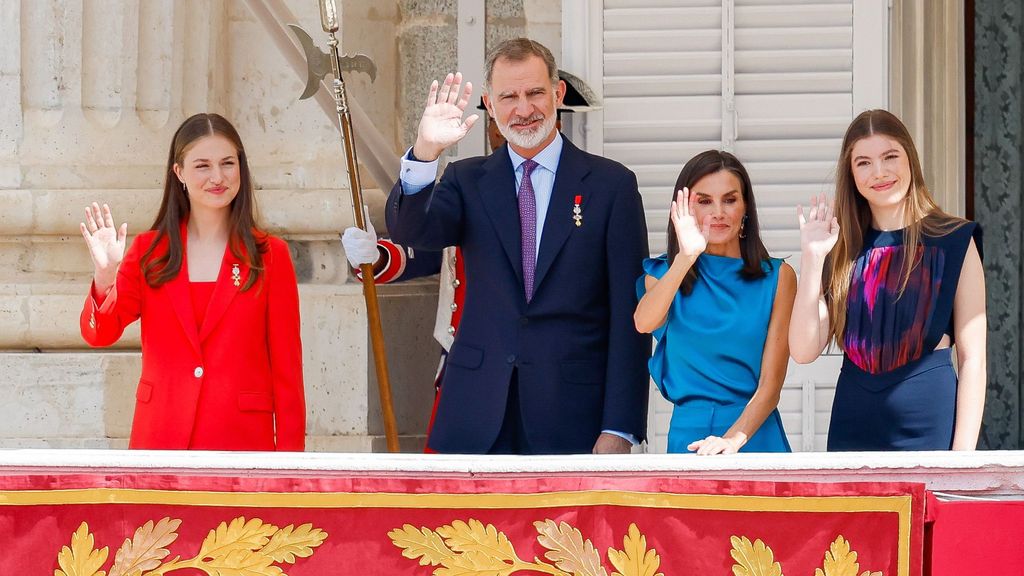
[
  {"x1": 607, "y1": 523, "x2": 663, "y2": 576},
  {"x1": 258, "y1": 523, "x2": 327, "y2": 564},
  {"x1": 730, "y1": 536, "x2": 782, "y2": 576},
  {"x1": 55, "y1": 522, "x2": 110, "y2": 576},
  {"x1": 387, "y1": 525, "x2": 519, "y2": 575},
  {"x1": 202, "y1": 548, "x2": 282, "y2": 576},
  {"x1": 436, "y1": 519, "x2": 522, "y2": 565},
  {"x1": 813, "y1": 536, "x2": 882, "y2": 576},
  {"x1": 198, "y1": 517, "x2": 279, "y2": 563},
  {"x1": 434, "y1": 550, "x2": 512, "y2": 576},
  {"x1": 108, "y1": 517, "x2": 181, "y2": 576},
  {"x1": 388, "y1": 524, "x2": 456, "y2": 566},
  {"x1": 534, "y1": 519, "x2": 608, "y2": 576}
]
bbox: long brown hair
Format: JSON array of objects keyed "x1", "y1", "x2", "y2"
[
  {"x1": 825, "y1": 109, "x2": 965, "y2": 346},
  {"x1": 141, "y1": 113, "x2": 266, "y2": 291},
  {"x1": 668, "y1": 150, "x2": 771, "y2": 294}
]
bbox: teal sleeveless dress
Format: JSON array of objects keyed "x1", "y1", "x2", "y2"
[{"x1": 637, "y1": 254, "x2": 791, "y2": 453}]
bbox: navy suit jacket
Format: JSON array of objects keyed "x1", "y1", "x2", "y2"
[{"x1": 387, "y1": 137, "x2": 650, "y2": 454}]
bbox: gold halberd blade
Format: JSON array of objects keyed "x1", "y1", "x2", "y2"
[
  {"x1": 289, "y1": 24, "x2": 377, "y2": 100},
  {"x1": 289, "y1": 24, "x2": 331, "y2": 100},
  {"x1": 339, "y1": 54, "x2": 377, "y2": 82}
]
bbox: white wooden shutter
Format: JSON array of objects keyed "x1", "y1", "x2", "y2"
[
  {"x1": 601, "y1": 1, "x2": 724, "y2": 454},
  {"x1": 603, "y1": 0, "x2": 724, "y2": 258},
  {"x1": 733, "y1": 0, "x2": 854, "y2": 452},
  {"x1": 594, "y1": 0, "x2": 888, "y2": 453}
]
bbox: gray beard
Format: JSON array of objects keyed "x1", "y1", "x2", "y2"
[{"x1": 498, "y1": 113, "x2": 557, "y2": 150}]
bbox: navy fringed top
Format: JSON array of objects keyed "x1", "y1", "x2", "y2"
[{"x1": 843, "y1": 220, "x2": 982, "y2": 374}]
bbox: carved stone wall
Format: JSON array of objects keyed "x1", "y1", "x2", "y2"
[{"x1": 0, "y1": 0, "x2": 438, "y2": 451}]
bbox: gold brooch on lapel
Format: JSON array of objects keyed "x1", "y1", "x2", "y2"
[
  {"x1": 231, "y1": 263, "x2": 241, "y2": 287},
  {"x1": 573, "y1": 194, "x2": 583, "y2": 227}
]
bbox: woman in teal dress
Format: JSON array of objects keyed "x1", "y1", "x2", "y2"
[{"x1": 635, "y1": 150, "x2": 796, "y2": 454}]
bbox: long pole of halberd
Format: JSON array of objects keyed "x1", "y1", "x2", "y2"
[{"x1": 321, "y1": 4, "x2": 400, "y2": 453}]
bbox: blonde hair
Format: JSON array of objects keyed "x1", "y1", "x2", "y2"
[{"x1": 825, "y1": 110, "x2": 965, "y2": 348}]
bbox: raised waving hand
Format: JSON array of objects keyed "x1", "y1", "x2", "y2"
[
  {"x1": 634, "y1": 188, "x2": 712, "y2": 334},
  {"x1": 80, "y1": 202, "x2": 127, "y2": 292},
  {"x1": 797, "y1": 193, "x2": 840, "y2": 261},
  {"x1": 790, "y1": 193, "x2": 839, "y2": 363},
  {"x1": 412, "y1": 72, "x2": 480, "y2": 162},
  {"x1": 671, "y1": 188, "x2": 711, "y2": 257}
]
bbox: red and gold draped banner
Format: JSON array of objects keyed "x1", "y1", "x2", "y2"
[{"x1": 0, "y1": 473, "x2": 924, "y2": 575}]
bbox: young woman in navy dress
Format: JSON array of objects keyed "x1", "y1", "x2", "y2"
[
  {"x1": 790, "y1": 109, "x2": 986, "y2": 451},
  {"x1": 635, "y1": 150, "x2": 796, "y2": 454}
]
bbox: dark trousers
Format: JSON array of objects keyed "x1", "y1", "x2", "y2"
[{"x1": 488, "y1": 369, "x2": 533, "y2": 454}]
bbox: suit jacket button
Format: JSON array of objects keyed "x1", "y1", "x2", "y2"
[
  {"x1": 519, "y1": 316, "x2": 529, "y2": 326},
  {"x1": 506, "y1": 354, "x2": 516, "y2": 364},
  {"x1": 194, "y1": 366, "x2": 204, "y2": 378}
]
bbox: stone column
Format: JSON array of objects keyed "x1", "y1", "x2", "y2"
[
  {"x1": 396, "y1": 0, "x2": 529, "y2": 148},
  {"x1": 890, "y1": 0, "x2": 967, "y2": 217}
]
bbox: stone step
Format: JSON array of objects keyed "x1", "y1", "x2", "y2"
[
  {"x1": 0, "y1": 352, "x2": 138, "y2": 442},
  {"x1": 0, "y1": 236, "x2": 352, "y2": 285},
  {"x1": 0, "y1": 280, "x2": 440, "y2": 451},
  {"x1": 0, "y1": 282, "x2": 369, "y2": 348},
  {"x1": 0, "y1": 187, "x2": 388, "y2": 236},
  {"x1": 0, "y1": 246, "x2": 437, "y2": 350},
  {"x1": 0, "y1": 434, "x2": 427, "y2": 452},
  {"x1": 0, "y1": 187, "x2": 390, "y2": 286}
]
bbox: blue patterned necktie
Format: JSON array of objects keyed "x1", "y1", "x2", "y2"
[{"x1": 518, "y1": 159, "x2": 538, "y2": 302}]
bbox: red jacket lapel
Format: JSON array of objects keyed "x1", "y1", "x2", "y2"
[
  {"x1": 164, "y1": 223, "x2": 202, "y2": 357},
  {"x1": 199, "y1": 242, "x2": 249, "y2": 343}
]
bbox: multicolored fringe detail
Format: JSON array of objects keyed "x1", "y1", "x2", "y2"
[{"x1": 844, "y1": 244, "x2": 945, "y2": 374}]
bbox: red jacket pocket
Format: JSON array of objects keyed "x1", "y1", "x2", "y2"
[
  {"x1": 136, "y1": 381, "x2": 153, "y2": 403},
  {"x1": 238, "y1": 392, "x2": 274, "y2": 412}
]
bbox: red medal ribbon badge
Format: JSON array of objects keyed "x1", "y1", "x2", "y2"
[{"x1": 573, "y1": 194, "x2": 583, "y2": 227}]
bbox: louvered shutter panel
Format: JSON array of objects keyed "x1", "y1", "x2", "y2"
[
  {"x1": 603, "y1": 1, "x2": 724, "y2": 258},
  {"x1": 733, "y1": 0, "x2": 855, "y2": 452},
  {"x1": 597, "y1": 0, "x2": 886, "y2": 453},
  {"x1": 603, "y1": 1, "x2": 725, "y2": 454}
]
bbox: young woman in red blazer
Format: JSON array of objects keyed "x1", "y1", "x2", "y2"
[{"x1": 79, "y1": 113, "x2": 305, "y2": 451}]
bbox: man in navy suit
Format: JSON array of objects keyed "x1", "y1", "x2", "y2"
[{"x1": 387, "y1": 38, "x2": 650, "y2": 454}]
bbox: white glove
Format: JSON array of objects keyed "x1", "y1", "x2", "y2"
[{"x1": 341, "y1": 219, "x2": 380, "y2": 268}]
